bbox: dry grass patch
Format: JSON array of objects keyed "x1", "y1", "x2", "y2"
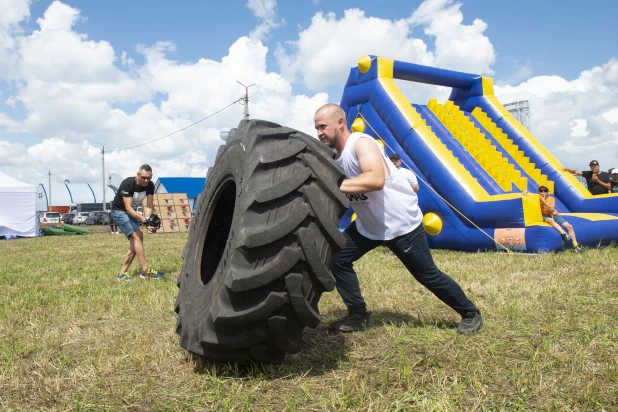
[{"x1": 1, "y1": 233, "x2": 617, "y2": 410}]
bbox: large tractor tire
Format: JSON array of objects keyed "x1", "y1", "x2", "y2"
[{"x1": 175, "y1": 119, "x2": 349, "y2": 364}]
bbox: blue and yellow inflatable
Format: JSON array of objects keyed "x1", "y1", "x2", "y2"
[{"x1": 339, "y1": 55, "x2": 618, "y2": 252}]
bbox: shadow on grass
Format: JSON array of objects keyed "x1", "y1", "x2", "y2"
[
  {"x1": 372, "y1": 310, "x2": 459, "y2": 331},
  {"x1": 189, "y1": 325, "x2": 350, "y2": 379},
  {"x1": 188, "y1": 310, "x2": 459, "y2": 379}
]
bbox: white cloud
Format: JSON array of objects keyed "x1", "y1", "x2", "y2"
[
  {"x1": 408, "y1": 0, "x2": 495, "y2": 74},
  {"x1": 0, "y1": 0, "x2": 32, "y2": 76},
  {"x1": 276, "y1": 0, "x2": 495, "y2": 92},
  {"x1": 36, "y1": 0, "x2": 81, "y2": 31},
  {"x1": 570, "y1": 119, "x2": 588, "y2": 138},
  {"x1": 0, "y1": 1, "x2": 326, "y2": 186},
  {"x1": 602, "y1": 107, "x2": 618, "y2": 124},
  {"x1": 495, "y1": 59, "x2": 618, "y2": 168},
  {"x1": 246, "y1": 0, "x2": 284, "y2": 41},
  {"x1": 276, "y1": 8, "x2": 435, "y2": 91}
]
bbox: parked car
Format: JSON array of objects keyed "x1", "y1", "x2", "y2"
[
  {"x1": 92, "y1": 211, "x2": 109, "y2": 225},
  {"x1": 61, "y1": 212, "x2": 76, "y2": 225},
  {"x1": 39, "y1": 212, "x2": 61, "y2": 224},
  {"x1": 85, "y1": 212, "x2": 97, "y2": 225},
  {"x1": 73, "y1": 212, "x2": 88, "y2": 225}
]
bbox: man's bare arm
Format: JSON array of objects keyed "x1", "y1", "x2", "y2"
[
  {"x1": 562, "y1": 167, "x2": 582, "y2": 176},
  {"x1": 144, "y1": 194, "x2": 154, "y2": 218},
  {"x1": 339, "y1": 138, "x2": 386, "y2": 194},
  {"x1": 123, "y1": 197, "x2": 145, "y2": 221}
]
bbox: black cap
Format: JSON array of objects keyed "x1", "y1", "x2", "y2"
[
  {"x1": 389, "y1": 153, "x2": 401, "y2": 160},
  {"x1": 589, "y1": 160, "x2": 599, "y2": 166}
]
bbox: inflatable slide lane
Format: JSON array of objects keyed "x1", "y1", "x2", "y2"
[{"x1": 338, "y1": 55, "x2": 618, "y2": 252}]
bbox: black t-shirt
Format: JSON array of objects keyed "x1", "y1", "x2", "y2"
[
  {"x1": 111, "y1": 177, "x2": 155, "y2": 212},
  {"x1": 581, "y1": 171, "x2": 610, "y2": 195},
  {"x1": 611, "y1": 180, "x2": 618, "y2": 193}
]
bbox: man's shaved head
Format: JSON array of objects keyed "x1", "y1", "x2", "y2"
[
  {"x1": 314, "y1": 103, "x2": 350, "y2": 151},
  {"x1": 315, "y1": 104, "x2": 346, "y2": 122}
]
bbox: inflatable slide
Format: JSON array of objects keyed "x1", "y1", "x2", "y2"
[{"x1": 338, "y1": 55, "x2": 618, "y2": 252}]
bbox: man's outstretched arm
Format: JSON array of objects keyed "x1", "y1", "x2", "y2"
[{"x1": 562, "y1": 167, "x2": 583, "y2": 176}]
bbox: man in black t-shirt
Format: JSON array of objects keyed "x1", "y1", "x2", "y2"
[
  {"x1": 562, "y1": 160, "x2": 611, "y2": 195},
  {"x1": 610, "y1": 168, "x2": 618, "y2": 193},
  {"x1": 110, "y1": 164, "x2": 163, "y2": 281}
]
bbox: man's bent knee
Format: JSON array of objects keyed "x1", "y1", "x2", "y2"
[{"x1": 130, "y1": 231, "x2": 143, "y2": 243}]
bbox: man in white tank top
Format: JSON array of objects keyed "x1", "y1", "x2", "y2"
[{"x1": 314, "y1": 104, "x2": 482, "y2": 335}]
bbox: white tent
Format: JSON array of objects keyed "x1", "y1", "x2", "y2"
[{"x1": 0, "y1": 171, "x2": 38, "y2": 237}]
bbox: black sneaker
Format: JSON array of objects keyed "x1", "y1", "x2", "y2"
[
  {"x1": 560, "y1": 233, "x2": 571, "y2": 242},
  {"x1": 330, "y1": 312, "x2": 373, "y2": 332},
  {"x1": 457, "y1": 310, "x2": 483, "y2": 335},
  {"x1": 574, "y1": 245, "x2": 584, "y2": 253}
]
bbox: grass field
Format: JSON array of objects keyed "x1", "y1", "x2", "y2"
[{"x1": 1, "y1": 231, "x2": 617, "y2": 411}]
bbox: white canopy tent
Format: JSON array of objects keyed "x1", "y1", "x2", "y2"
[{"x1": 0, "y1": 171, "x2": 38, "y2": 237}]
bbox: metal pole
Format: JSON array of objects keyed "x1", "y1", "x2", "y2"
[
  {"x1": 48, "y1": 169, "x2": 52, "y2": 212},
  {"x1": 244, "y1": 90, "x2": 249, "y2": 119},
  {"x1": 97, "y1": 142, "x2": 107, "y2": 211}
]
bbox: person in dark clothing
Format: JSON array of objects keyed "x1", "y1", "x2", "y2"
[
  {"x1": 107, "y1": 202, "x2": 118, "y2": 234},
  {"x1": 563, "y1": 160, "x2": 611, "y2": 195},
  {"x1": 609, "y1": 168, "x2": 618, "y2": 193},
  {"x1": 110, "y1": 164, "x2": 163, "y2": 281}
]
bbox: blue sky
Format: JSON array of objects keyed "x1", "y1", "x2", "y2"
[
  {"x1": 25, "y1": 0, "x2": 618, "y2": 84},
  {"x1": 1, "y1": 0, "x2": 617, "y2": 184}
]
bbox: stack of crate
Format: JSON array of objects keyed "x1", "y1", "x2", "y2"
[{"x1": 143, "y1": 193, "x2": 192, "y2": 233}]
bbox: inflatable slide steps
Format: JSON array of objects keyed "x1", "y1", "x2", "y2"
[
  {"x1": 427, "y1": 99, "x2": 527, "y2": 192},
  {"x1": 471, "y1": 107, "x2": 554, "y2": 193},
  {"x1": 406, "y1": 105, "x2": 484, "y2": 187}
]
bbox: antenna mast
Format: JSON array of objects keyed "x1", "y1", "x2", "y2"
[{"x1": 236, "y1": 81, "x2": 256, "y2": 119}]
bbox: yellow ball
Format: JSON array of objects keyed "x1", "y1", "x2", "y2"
[
  {"x1": 423, "y1": 213, "x2": 442, "y2": 236},
  {"x1": 351, "y1": 213, "x2": 357, "y2": 222}
]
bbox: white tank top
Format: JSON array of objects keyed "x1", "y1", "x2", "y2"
[{"x1": 336, "y1": 132, "x2": 423, "y2": 240}]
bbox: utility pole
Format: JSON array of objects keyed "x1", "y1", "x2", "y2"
[
  {"x1": 97, "y1": 142, "x2": 107, "y2": 211},
  {"x1": 48, "y1": 169, "x2": 52, "y2": 212},
  {"x1": 236, "y1": 81, "x2": 256, "y2": 119}
]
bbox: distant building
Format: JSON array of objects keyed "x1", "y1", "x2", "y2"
[
  {"x1": 36, "y1": 183, "x2": 116, "y2": 212},
  {"x1": 154, "y1": 177, "x2": 206, "y2": 210}
]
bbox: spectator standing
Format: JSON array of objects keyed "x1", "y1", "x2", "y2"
[
  {"x1": 610, "y1": 168, "x2": 618, "y2": 193},
  {"x1": 389, "y1": 154, "x2": 420, "y2": 192},
  {"x1": 562, "y1": 160, "x2": 611, "y2": 195},
  {"x1": 108, "y1": 201, "x2": 118, "y2": 234}
]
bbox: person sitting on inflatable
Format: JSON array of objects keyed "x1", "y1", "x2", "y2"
[{"x1": 525, "y1": 185, "x2": 583, "y2": 252}]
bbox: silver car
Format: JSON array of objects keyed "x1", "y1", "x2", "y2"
[
  {"x1": 73, "y1": 212, "x2": 88, "y2": 225},
  {"x1": 39, "y1": 212, "x2": 61, "y2": 224}
]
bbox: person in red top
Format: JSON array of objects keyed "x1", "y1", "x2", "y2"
[{"x1": 525, "y1": 185, "x2": 582, "y2": 252}]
